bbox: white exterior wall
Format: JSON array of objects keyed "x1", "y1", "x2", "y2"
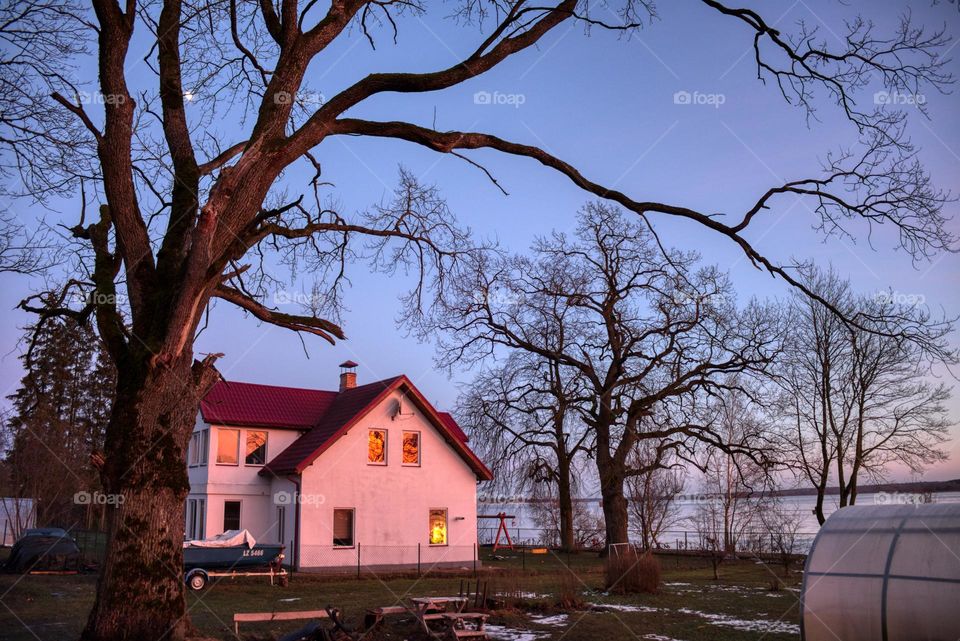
[
  {"x1": 186, "y1": 415, "x2": 301, "y2": 545},
  {"x1": 298, "y1": 388, "x2": 479, "y2": 570}
]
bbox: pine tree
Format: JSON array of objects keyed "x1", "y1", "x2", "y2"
[{"x1": 3, "y1": 317, "x2": 115, "y2": 527}]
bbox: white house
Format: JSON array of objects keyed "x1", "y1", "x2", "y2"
[{"x1": 185, "y1": 361, "x2": 492, "y2": 571}]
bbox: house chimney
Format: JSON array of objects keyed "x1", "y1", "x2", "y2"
[{"x1": 338, "y1": 360, "x2": 358, "y2": 391}]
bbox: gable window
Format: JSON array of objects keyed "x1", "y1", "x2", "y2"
[
  {"x1": 245, "y1": 430, "x2": 267, "y2": 465},
  {"x1": 189, "y1": 430, "x2": 209, "y2": 467},
  {"x1": 402, "y1": 431, "x2": 420, "y2": 466},
  {"x1": 367, "y1": 429, "x2": 387, "y2": 465},
  {"x1": 223, "y1": 500, "x2": 241, "y2": 532},
  {"x1": 429, "y1": 508, "x2": 447, "y2": 546},
  {"x1": 333, "y1": 508, "x2": 355, "y2": 547},
  {"x1": 216, "y1": 428, "x2": 240, "y2": 465}
]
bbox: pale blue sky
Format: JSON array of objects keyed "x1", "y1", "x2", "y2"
[{"x1": 1, "y1": 0, "x2": 958, "y2": 480}]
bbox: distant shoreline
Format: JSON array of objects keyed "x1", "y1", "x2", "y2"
[{"x1": 479, "y1": 478, "x2": 960, "y2": 503}]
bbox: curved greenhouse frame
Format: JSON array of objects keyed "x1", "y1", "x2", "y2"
[{"x1": 801, "y1": 502, "x2": 960, "y2": 641}]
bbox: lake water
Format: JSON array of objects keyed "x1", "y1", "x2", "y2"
[{"x1": 477, "y1": 491, "x2": 960, "y2": 550}]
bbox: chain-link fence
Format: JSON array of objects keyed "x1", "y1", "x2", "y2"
[
  {"x1": 297, "y1": 543, "x2": 479, "y2": 576},
  {"x1": 479, "y1": 525, "x2": 818, "y2": 555}
]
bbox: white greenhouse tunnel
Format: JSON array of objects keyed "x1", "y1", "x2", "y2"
[{"x1": 801, "y1": 503, "x2": 960, "y2": 641}]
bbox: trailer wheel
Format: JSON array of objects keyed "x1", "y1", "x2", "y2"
[
  {"x1": 186, "y1": 571, "x2": 207, "y2": 591},
  {"x1": 278, "y1": 574, "x2": 289, "y2": 587}
]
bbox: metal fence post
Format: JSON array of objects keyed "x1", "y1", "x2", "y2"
[
  {"x1": 521, "y1": 545, "x2": 525, "y2": 570},
  {"x1": 357, "y1": 543, "x2": 361, "y2": 578},
  {"x1": 473, "y1": 543, "x2": 477, "y2": 577},
  {"x1": 418, "y1": 543, "x2": 421, "y2": 577}
]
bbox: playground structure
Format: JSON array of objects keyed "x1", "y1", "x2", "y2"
[{"x1": 477, "y1": 513, "x2": 515, "y2": 551}]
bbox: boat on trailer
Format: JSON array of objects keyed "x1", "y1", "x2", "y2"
[{"x1": 182, "y1": 529, "x2": 287, "y2": 590}]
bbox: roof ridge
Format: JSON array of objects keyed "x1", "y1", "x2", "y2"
[{"x1": 215, "y1": 379, "x2": 338, "y2": 395}]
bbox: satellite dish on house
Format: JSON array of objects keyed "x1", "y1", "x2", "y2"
[{"x1": 390, "y1": 399, "x2": 414, "y2": 421}]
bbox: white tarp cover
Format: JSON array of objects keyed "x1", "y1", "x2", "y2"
[{"x1": 183, "y1": 529, "x2": 256, "y2": 549}]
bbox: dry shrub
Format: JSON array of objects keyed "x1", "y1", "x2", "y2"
[
  {"x1": 556, "y1": 572, "x2": 586, "y2": 610},
  {"x1": 605, "y1": 547, "x2": 661, "y2": 594}
]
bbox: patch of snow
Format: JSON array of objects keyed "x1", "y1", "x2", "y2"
[
  {"x1": 530, "y1": 614, "x2": 569, "y2": 627},
  {"x1": 589, "y1": 603, "x2": 660, "y2": 613},
  {"x1": 676, "y1": 608, "x2": 800, "y2": 635},
  {"x1": 496, "y1": 591, "x2": 552, "y2": 600},
  {"x1": 279, "y1": 597, "x2": 301, "y2": 602},
  {"x1": 485, "y1": 624, "x2": 550, "y2": 641},
  {"x1": 643, "y1": 635, "x2": 687, "y2": 641},
  {"x1": 663, "y1": 582, "x2": 692, "y2": 587}
]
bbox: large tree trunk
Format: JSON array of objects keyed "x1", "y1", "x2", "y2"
[
  {"x1": 598, "y1": 465, "x2": 629, "y2": 555},
  {"x1": 81, "y1": 355, "x2": 198, "y2": 641},
  {"x1": 556, "y1": 456, "x2": 575, "y2": 552}
]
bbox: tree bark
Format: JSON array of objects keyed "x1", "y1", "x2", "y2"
[
  {"x1": 81, "y1": 355, "x2": 198, "y2": 641},
  {"x1": 598, "y1": 465, "x2": 629, "y2": 555},
  {"x1": 556, "y1": 456, "x2": 575, "y2": 553}
]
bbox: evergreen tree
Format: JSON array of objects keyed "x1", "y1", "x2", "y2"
[{"x1": 3, "y1": 317, "x2": 115, "y2": 528}]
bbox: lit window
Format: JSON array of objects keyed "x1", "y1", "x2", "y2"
[
  {"x1": 223, "y1": 500, "x2": 241, "y2": 532},
  {"x1": 333, "y1": 509, "x2": 355, "y2": 547},
  {"x1": 402, "y1": 431, "x2": 420, "y2": 466},
  {"x1": 216, "y1": 428, "x2": 239, "y2": 465},
  {"x1": 429, "y1": 508, "x2": 447, "y2": 546},
  {"x1": 368, "y1": 429, "x2": 386, "y2": 464},
  {"x1": 245, "y1": 430, "x2": 267, "y2": 465}
]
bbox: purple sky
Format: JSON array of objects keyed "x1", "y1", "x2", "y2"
[{"x1": 1, "y1": 0, "x2": 958, "y2": 481}]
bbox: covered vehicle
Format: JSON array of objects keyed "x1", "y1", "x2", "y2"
[
  {"x1": 3, "y1": 527, "x2": 82, "y2": 573},
  {"x1": 183, "y1": 529, "x2": 286, "y2": 589}
]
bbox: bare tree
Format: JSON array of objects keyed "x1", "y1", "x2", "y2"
[
  {"x1": 626, "y1": 448, "x2": 685, "y2": 550},
  {"x1": 1, "y1": 0, "x2": 954, "y2": 636},
  {"x1": 760, "y1": 498, "x2": 806, "y2": 578},
  {"x1": 776, "y1": 266, "x2": 955, "y2": 524},
  {"x1": 691, "y1": 384, "x2": 771, "y2": 556},
  {"x1": 427, "y1": 203, "x2": 782, "y2": 549},
  {"x1": 459, "y1": 352, "x2": 590, "y2": 552}
]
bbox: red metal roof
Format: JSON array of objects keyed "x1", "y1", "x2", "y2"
[
  {"x1": 199, "y1": 375, "x2": 491, "y2": 481},
  {"x1": 200, "y1": 381, "x2": 337, "y2": 429}
]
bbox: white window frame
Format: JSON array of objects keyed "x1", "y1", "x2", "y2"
[
  {"x1": 244, "y1": 430, "x2": 268, "y2": 466},
  {"x1": 186, "y1": 498, "x2": 206, "y2": 540},
  {"x1": 332, "y1": 508, "x2": 356, "y2": 548},
  {"x1": 216, "y1": 428, "x2": 240, "y2": 466},
  {"x1": 189, "y1": 430, "x2": 209, "y2": 467},
  {"x1": 277, "y1": 505, "x2": 286, "y2": 548},
  {"x1": 367, "y1": 428, "x2": 388, "y2": 466},
  {"x1": 401, "y1": 430, "x2": 421, "y2": 467}
]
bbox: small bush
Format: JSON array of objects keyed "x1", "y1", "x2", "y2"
[
  {"x1": 556, "y1": 572, "x2": 586, "y2": 610},
  {"x1": 605, "y1": 546, "x2": 661, "y2": 594}
]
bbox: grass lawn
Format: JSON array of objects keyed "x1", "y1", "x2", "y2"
[{"x1": 0, "y1": 549, "x2": 802, "y2": 641}]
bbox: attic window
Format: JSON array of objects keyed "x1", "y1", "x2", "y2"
[
  {"x1": 216, "y1": 428, "x2": 239, "y2": 465},
  {"x1": 402, "y1": 431, "x2": 420, "y2": 466},
  {"x1": 368, "y1": 429, "x2": 386, "y2": 465},
  {"x1": 245, "y1": 430, "x2": 267, "y2": 465}
]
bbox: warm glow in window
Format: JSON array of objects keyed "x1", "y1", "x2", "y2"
[
  {"x1": 429, "y1": 509, "x2": 447, "y2": 545},
  {"x1": 368, "y1": 429, "x2": 386, "y2": 464},
  {"x1": 245, "y1": 430, "x2": 267, "y2": 465},
  {"x1": 402, "y1": 431, "x2": 420, "y2": 465},
  {"x1": 216, "y1": 429, "x2": 239, "y2": 465}
]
